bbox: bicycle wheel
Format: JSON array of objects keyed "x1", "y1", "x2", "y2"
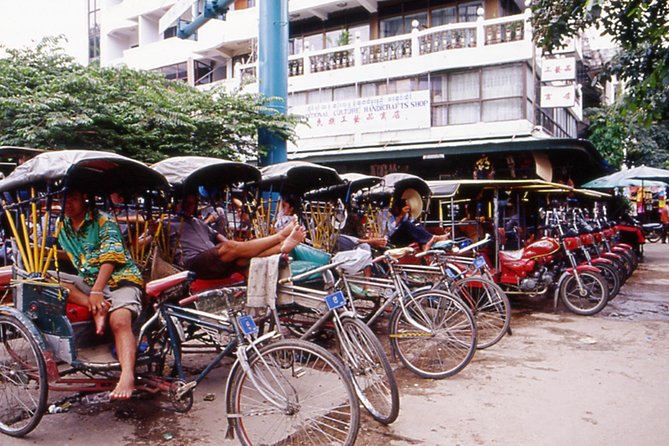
[
  {"x1": 0, "y1": 315, "x2": 48, "y2": 437},
  {"x1": 559, "y1": 271, "x2": 609, "y2": 316},
  {"x1": 450, "y1": 277, "x2": 511, "y2": 349},
  {"x1": 227, "y1": 339, "x2": 360, "y2": 446},
  {"x1": 389, "y1": 290, "x2": 477, "y2": 379},
  {"x1": 339, "y1": 316, "x2": 399, "y2": 425}
]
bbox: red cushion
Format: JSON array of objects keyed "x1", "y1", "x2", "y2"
[
  {"x1": 190, "y1": 272, "x2": 246, "y2": 293},
  {"x1": 66, "y1": 303, "x2": 91, "y2": 323}
]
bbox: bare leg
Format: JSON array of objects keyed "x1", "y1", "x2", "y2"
[
  {"x1": 62, "y1": 283, "x2": 108, "y2": 335},
  {"x1": 108, "y1": 308, "x2": 136, "y2": 400},
  {"x1": 217, "y1": 221, "x2": 297, "y2": 263}
]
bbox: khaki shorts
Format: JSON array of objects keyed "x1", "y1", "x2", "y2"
[{"x1": 57, "y1": 272, "x2": 142, "y2": 318}]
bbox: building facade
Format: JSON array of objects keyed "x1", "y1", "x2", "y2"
[{"x1": 98, "y1": 0, "x2": 609, "y2": 183}]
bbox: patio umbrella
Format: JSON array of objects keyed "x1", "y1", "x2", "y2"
[{"x1": 582, "y1": 165, "x2": 669, "y2": 189}]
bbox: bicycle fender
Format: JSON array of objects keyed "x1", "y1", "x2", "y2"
[
  {"x1": 0, "y1": 305, "x2": 49, "y2": 351},
  {"x1": 223, "y1": 330, "x2": 280, "y2": 425}
]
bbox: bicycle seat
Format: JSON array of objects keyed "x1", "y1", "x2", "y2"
[{"x1": 386, "y1": 247, "x2": 415, "y2": 258}]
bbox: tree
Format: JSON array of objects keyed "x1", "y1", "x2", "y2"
[
  {"x1": 531, "y1": 0, "x2": 669, "y2": 123},
  {"x1": 0, "y1": 37, "x2": 302, "y2": 163},
  {"x1": 587, "y1": 107, "x2": 669, "y2": 168}
]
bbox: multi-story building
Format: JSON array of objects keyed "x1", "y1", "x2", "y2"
[{"x1": 99, "y1": 0, "x2": 609, "y2": 183}]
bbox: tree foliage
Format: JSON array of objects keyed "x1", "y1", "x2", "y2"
[
  {"x1": 531, "y1": 0, "x2": 669, "y2": 123},
  {"x1": 0, "y1": 38, "x2": 302, "y2": 163},
  {"x1": 587, "y1": 107, "x2": 669, "y2": 169}
]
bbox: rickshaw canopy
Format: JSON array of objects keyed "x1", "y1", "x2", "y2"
[
  {"x1": 0, "y1": 150, "x2": 168, "y2": 194},
  {"x1": 259, "y1": 161, "x2": 343, "y2": 194},
  {"x1": 304, "y1": 173, "x2": 382, "y2": 202},
  {"x1": 151, "y1": 156, "x2": 261, "y2": 193}
]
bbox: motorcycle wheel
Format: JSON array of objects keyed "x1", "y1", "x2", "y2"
[
  {"x1": 645, "y1": 230, "x2": 661, "y2": 243},
  {"x1": 594, "y1": 263, "x2": 621, "y2": 301},
  {"x1": 559, "y1": 271, "x2": 609, "y2": 316}
]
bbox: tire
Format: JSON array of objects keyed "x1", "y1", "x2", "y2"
[
  {"x1": 0, "y1": 315, "x2": 49, "y2": 437},
  {"x1": 645, "y1": 230, "x2": 661, "y2": 243},
  {"x1": 594, "y1": 263, "x2": 621, "y2": 301},
  {"x1": 389, "y1": 290, "x2": 477, "y2": 379},
  {"x1": 613, "y1": 251, "x2": 634, "y2": 279},
  {"x1": 559, "y1": 271, "x2": 609, "y2": 316},
  {"x1": 450, "y1": 277, "x2": 511, "y2": 349},
  {"x1": 227, "y1": 339, "x2": 360, "y2": 446},
  {"x1": 605, "y1": 255, "x2": 630, "y2": 284},
  {"x1": 339, "y1": 317, "x2": 399, "y2": 424}
]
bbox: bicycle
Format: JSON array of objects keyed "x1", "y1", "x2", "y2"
[{"x1": 339, "y1": 248, "x2": 478, "y2": 379}]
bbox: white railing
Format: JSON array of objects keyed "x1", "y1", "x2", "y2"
[{"x1": 233, "y1": 11, "x2": 531, "y2": 84}]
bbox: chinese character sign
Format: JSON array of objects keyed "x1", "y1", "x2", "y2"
[
  {"x1": 541, "y1": 57, "x2": 576, "y2": 82},
  {"x1": 291, "y1": 91, "x2": 431, "y2": 138},
  {"x1": 540, "y1": 84, "x2": 576, "y2": 108}
]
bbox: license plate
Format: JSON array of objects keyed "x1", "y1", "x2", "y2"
[
  {"x1": 238, "y1": 315, "x2": 258, "y2": 336},
  {"x1": 325, "y1": 291, "x2": 347, "y2": 310},
  {"x1": 473, "y1": 256, "x2": 486, "y2": 269}
]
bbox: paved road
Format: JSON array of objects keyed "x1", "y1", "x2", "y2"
[{"x1": 4, "y1": 244, "x2": 669, "y2": 446}]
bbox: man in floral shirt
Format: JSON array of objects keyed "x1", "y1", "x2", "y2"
[{"x1": 58, "y1": 189, "x2": 143, "y2": 400}]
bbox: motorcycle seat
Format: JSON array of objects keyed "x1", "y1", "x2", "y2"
[
  {"x1": 499, "y1": 249, "x2": 524, "y2": 261},
  {"x1": 642, "y1": 223, "x2": 662, "y2": 230}
]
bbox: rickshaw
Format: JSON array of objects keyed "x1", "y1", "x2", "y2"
[
  {"x1": 0, "y1": 150, "x2": 361, "y2": 445},
  {"x1": 256, "y1": 160, "x2": 344, "y2": 251}
]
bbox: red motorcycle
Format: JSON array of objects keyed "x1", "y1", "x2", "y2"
[{"x1": 495, "y1": 210, "x2": 609, "y2": 315}]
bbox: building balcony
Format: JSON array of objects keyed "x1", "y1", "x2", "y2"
[{"x1": 225, "y1": 12, "x2": 534, "y2": 94}]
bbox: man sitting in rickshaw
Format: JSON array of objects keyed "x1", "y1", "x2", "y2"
[
  {"x1": 57, "y1": 189, "x2": 143, "y2": 400},
  {"x1": 170, "y1": 193, "x2": 305, "y2": 279}
]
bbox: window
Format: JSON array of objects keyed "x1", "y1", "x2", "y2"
[
  {"x1": 380, "y1": 16, "x2": 403, "y2": 38},
  {"x1": 431, "y1": 64, "x2": 529, "y2": 126},
  {"x1": 458, "y1": 1, "x2": 482, "y2": 22},
  {"x1": 88, "y1": 0, "x2": 100, "y2": 63},
  {"x1": 431, "y1": 6, "x2": 457, "y2": 26},
  {"x1": 333, "y1": 85, "x2": 356, "y2": 101},
  {"x1": 157, "y1": 63, "x2": 188, "y2": 82},
  {"x1": 194, "y1": 60, "x2": 213, "y2": 85}
]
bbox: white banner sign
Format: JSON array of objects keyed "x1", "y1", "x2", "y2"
[
  {"x1": 541, "y1": 84, "x2": 576, "y2": 108},
  {"x1": 291, "y1": 90, "x2": 431, "y2": 137},
  {"x1": 541, "y1": 57, "x2": 576, "y2": 82}
]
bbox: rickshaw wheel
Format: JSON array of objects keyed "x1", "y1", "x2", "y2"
[
  {"x1": 0, "y1": 314, "x2": 49, "y2": 437},
  {"x1": 169, "y1": 379, "x2": 194, "y2": 413}
]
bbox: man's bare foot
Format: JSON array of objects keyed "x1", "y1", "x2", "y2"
[
  {"x1": 110, "y1": 373, "x2": 135, "y2": 400},
  {"x1": 280, "y1": 226, "x2": 305, "y2": 253},
  {"x1": 277, "y1": 217, "x2": 297, "y2": 238},
  {"x1": 93, "y1": 311, "x2": 107, "y2": 336}
]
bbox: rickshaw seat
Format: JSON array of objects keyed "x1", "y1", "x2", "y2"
[
  {"x1": 190, "y1": 272, "x2": 246, "y2": 293},
  {"x1": 66, "y1": 303, "x2": 92, "y2": 323},
  {"x1": 146, "y1": 270, "x2": 191, "y2": 299},
  {"x1": 289, "y1": 244, "x2": 331, "y2": 283},
  {"x1": 0, "y1": 265, "x2": 12, "y2": 289}
]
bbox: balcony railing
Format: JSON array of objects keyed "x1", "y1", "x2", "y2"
[{"x1": 234, "y1": 11, "x2": 531, "y2": 84}]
